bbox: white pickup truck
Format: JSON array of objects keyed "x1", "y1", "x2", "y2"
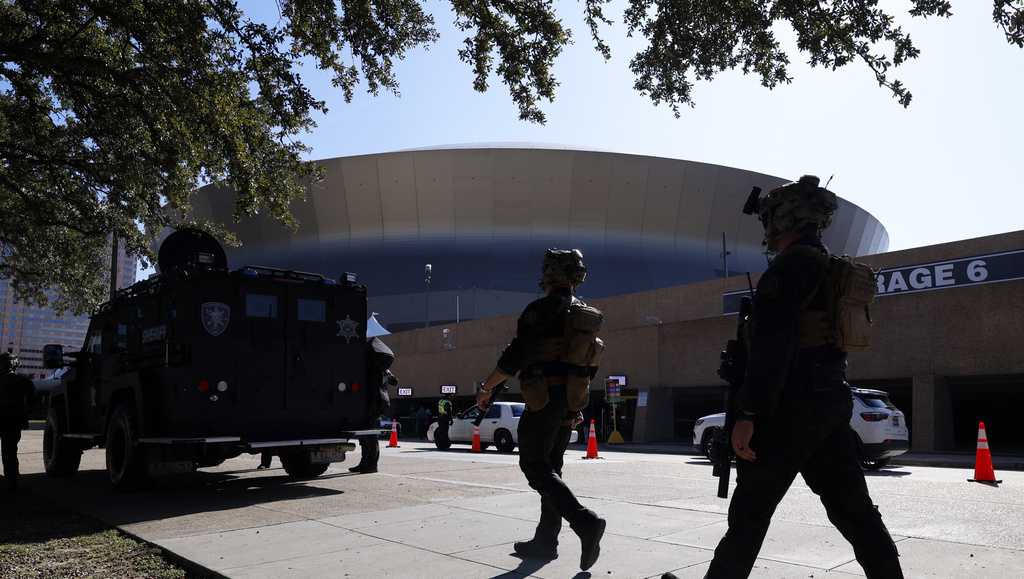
[
  {"x1": 427, "y1": 402, "x2": 579, "y2": 452},
  {"x1": 692, "y1": 387, "x2": 909, "y2": 470}
]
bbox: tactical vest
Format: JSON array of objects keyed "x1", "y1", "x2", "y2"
[
  {"x1": 520, "y1": 297, "x2": 605, "y2": 412},
  {"x1": 798, "y1": 251, "x2": 877, "y2": 352}
]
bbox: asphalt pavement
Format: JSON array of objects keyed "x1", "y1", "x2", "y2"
[{"x1": 11, "y1": 432, "x2": 1024, "y2": 578}]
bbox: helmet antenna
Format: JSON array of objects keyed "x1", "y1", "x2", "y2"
[{"x1": 824, "y1": 174, "x2": 835, "y2": 189}]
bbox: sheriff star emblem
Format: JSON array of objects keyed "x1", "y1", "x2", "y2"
[{"x1": 336, "y1": 315, "x2": 360, "y2": 343}]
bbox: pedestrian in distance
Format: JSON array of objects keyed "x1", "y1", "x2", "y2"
[
  {"x1": 435, "y1": 393, "x2": 455, "y2": 447},
  {"x1": 258, "y1": 452, "x2": 273, "y2": 470},
  {"x1": 0, "y1": 353, "x2": 35, "y2": 492},
  {"x1": 665, "y1": 176, "x2": 902, "y2": 579},
  {"x1": 477, "y1": 249, "x2": 607, "y2": 572}
]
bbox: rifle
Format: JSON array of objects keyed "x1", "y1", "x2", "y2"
[
  {"x1": 474, "y1": 381, "x2": 509, "y2": 427},
  {"x1": 714, "y1": 276, "x2": 754, "y2": 499}
]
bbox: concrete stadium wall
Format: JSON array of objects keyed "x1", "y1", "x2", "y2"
[{"x1": 386, "y1": 230, "x2": 1024, "y2": 452}]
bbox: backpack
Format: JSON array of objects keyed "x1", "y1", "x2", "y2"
[{"x1": 799, "y1": 254, "x2": 876, "y2": 352}]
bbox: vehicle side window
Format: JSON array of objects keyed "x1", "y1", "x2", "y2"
[
  {"x1": 297, "y1": 299, "x2": 326, "y2": 322},
  {"x1": 462, "y1": 407, "x2": 481, "y2": 420},
  {"x1": 485, "y1": 405, "x2": 502, "y2": 419},
  {"x1": 246, "y1": 294, "x2": 278, "y2": 318},
  {"x1": 510, "y1": 404, "x2": 525, "y2": 417},
  {"x1": 85, "y1": 331, "x2": 102, "y2": 355}
]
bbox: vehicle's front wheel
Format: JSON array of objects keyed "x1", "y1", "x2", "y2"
[
  {"x1": 701, "y1": 428, "x2": 721, "y2": 461},
  {"x1": 43, "y1": 407, "x2": 82, "y2": 477},
  {"x1": 281, "y1": 451, "x2": 331, "y2": 479},
  {"x1": 861, "y1": 458, "x2": 891, "y2": 471},
  {"x1": 495, "y1": 429, "x2": 515, "y2": 453},
  {"x1": 105, "y1": 403, "x2": 150, "y2": 490}
]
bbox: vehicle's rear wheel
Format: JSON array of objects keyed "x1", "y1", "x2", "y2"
[
  {"x1": 43, "y1": 407, "x2": 82, "y2": 477},
  {"x1": 106, "y1": 403, "x2": 150, "y2": 490},
  {"x1": 281, "y1": 451, "x2": 331, "y2": 479},
  {"x1": 701, "y1": 428, "x2": 721, "y2": 461},
  {"x1": 861, "y1": 458, "x2": 891, "y2": 470},
  {"x1": 495, "y1": 429, "x2": 515, "y2": 453}
]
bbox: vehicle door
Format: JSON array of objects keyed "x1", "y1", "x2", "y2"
[
  {"x1": 284, "y1": 284, "x2": 338, "y2": 418},
  {"x1": 320, "y1": 283, "x2": 368, "y2": 431},
  {"x1": 231, "y1": 278, "x2": 287, "y2": 430},
  {"x1": 66, "y1": 326, "x2": 104, "y2": 433},
  {"x1": 451, "y1": 407, "x2": 480, "y2": 441},
  {"x1": 479, "y1": 404, "x2": 503, "y2": 441}
]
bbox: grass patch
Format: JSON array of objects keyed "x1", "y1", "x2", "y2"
[{"x1": 0, "y1": 493, "x2": 208, "y2": 578}]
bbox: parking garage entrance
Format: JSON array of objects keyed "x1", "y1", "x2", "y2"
[{"x1": 949, "y1": 375, "x2": 1024, "y2": 453}]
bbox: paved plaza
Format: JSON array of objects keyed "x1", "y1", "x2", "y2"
[{"x1": 13, "y1": 432, "x2": 1024, "y2": 578}]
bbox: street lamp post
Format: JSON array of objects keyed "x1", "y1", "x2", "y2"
[{"x1": 424, "y1": 263, "x2": 432, "y2": 328}]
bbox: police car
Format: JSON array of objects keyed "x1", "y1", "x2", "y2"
[
  {"x1": 426, "y1": 402, "x2": 579, "y2": 452},
  {"x1": 692, "y1": 387, "x2": 909, "y2": 470}
]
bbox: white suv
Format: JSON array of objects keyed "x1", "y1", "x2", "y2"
[
  {"x1": 692, "y1": 387, "x2": 909, "y2": 469},
  {"x1": 427, "y1": 402, "x2": 578, "y2": 452}
]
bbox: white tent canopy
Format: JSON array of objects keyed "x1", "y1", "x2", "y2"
[{"x1": 366, "y1": 312, "x2": 391, "y2": 338}]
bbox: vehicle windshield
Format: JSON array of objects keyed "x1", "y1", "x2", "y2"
[{"x1": 857, "y1": 394, "x2": 895, "y2": 409}]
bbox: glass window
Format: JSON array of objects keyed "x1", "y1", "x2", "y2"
[
  {"x1": 116, "y1": 324, "x2": 128, "y2": 353},
  {"x1": 246, "y1": 294, "x2": 278, "y2": 318},
  {"x1": 462, "y1": 407, "x2": 482, "y2": 420},
  {"x1": 857, "y1": 394, "x2": 895, "y2": 409},
  {"x1": 297, "y1": 299, "x2": 326, "y2": 322},
  {"x1": 485, "y1": 405, "x2": 502, "y2": 419},
  {"x1": 85, "y1": 332, "x2": 102, "y2": 355},
  {"x1": 510, "y1": 403, "x2": 525, "y2": 417}
]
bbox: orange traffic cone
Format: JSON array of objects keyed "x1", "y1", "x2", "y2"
[
  {"x1": 387, "y1": 419, "x2": 400, "y2": 448},
  {"x1": 582, "y1": 419, "x2": 601, "y2": 460},
  {"x1": 968, "y1": 421, "x2": 1001, "y2": 485},
  {"x1": 471, "y1": 425, "x2": 481, "y2": 453}
]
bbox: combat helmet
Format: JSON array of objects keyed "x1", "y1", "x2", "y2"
[
  {"x1": 748, "y1": 175, "x2": 838, "y2": 249},
  {"x1": 540, "y1": 249, "x2": 587, "y2": 290}
]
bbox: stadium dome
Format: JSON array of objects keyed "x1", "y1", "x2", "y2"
[{"x1": 190, "y1": 147, "x2": 888, "y2": 331}]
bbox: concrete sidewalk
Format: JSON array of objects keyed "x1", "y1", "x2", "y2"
[{"x1": 13, "y1": 434, "x2": 1024, "y2": 578}]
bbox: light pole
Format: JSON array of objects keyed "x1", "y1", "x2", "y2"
[{"x1": 424, "y1": 263, "x2": 432, "y2": 328}]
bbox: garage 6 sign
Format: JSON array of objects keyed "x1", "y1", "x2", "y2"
[
  {"x1": 723, "y1": 249, "x2": 1024, "y2": 314},
  {"x1": 874, "y1": 249, "x2": 1024, "y2": 297}
]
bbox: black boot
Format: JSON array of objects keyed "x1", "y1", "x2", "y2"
[
  {"x1": 661, "y1": 574, "x2": 679, "y2": 579},
  {"x1": 348, "y1": 463, "x2": 377, "y2": 474},
  {"x1": 513, "y1": 538, "x2": 558, "y2": 560},
  {"x1": 573, "y1": 512, "x2": 606, "y2": 571}
]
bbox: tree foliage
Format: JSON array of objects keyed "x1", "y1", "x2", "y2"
[{"x1": 0, "y1": 0, "x2": 1020, "y2": 314}]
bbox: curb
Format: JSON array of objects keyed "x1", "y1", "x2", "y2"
[
  {"x1": 115, "y1": 526, "x2": 228, "y2": 579},
  {"x1": 893, "y1": 455, "x2": 1024, "y2": 471}
]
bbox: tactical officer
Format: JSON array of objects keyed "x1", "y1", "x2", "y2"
[
  {"x1": 436, "y1": 393, "x2": 454, "y2": 446},
  {"x1": 477, "y1": 249, "x2": 606, "y2": 572},
  {"x1": 0, "y1": 353, "x2": 35, "y2": 492},
  {"x1": 667, "y1": 176, "x2": 902, "y2": 579},
  {"x1": 350, "y1": 336, "x2": 395, "y2": 474}
]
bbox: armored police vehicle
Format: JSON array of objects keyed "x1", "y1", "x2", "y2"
[{"x1": 41, "y1": 229, "x2": 378, "y2": 489}]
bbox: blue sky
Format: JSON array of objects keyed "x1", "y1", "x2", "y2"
[{"x1": 243, "y1": 0, "x2": 1022, "y2": 252}]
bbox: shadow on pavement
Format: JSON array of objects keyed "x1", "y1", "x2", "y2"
[
  {"x1": 19, "y1": 465, "x2": 345, "y2": 529},
  {"x1": 488, "y1": 554, "x2": 554, "y2": 578},
  {"x1": 862, "y1": 469, "x2": 912, "y2": 477}
]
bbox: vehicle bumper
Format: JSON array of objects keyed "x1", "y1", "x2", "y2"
[{"x1": 861, "y1": 439, "x2": 910, "y2": 460}]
